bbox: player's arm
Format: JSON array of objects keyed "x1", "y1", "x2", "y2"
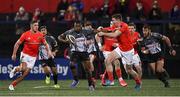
[
  {"x1": 95, "y1": 34, "x2": 103, "y2": 50},
  {"x1": 51, "y1": 36, "x2": 59, "y2": 56},
  {"x1": 12, "y1": 33, "x2": 25, "y2": 61},
  {"x1": 98, "y1": 29, "x2": 121, "y2": 38},
  {"x1": 42, "y1": 39, "x2": 54, "y2": 58},
  {"x1": 162, "y1": 35, "x2": 176, "y2": 56},
  {"x1": 12, "y1": 40, "x2": 23, "y2": 61}
]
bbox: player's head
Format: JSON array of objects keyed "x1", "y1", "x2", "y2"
[
  {"x1": 84, "y1": 21, "x2": 93, "y2": 30},
  {"x1": 111, "y1": 14, "x2": 122, "y2": 27},
  {"x1": 40, "y1": 26, "x2": 47, "y2": 35},
  {"x1": 74, "y1": 21, "x2": 82, "y2": 32},
  {"x1": 143, "y1": 24, "x2": 151, "y2": 37},
  {"x1": 30, "y1": 21, "x2": 39, "y2": 32},
  {"x1": 128, "y1": 23, "x2": 136, "y2": 33}
]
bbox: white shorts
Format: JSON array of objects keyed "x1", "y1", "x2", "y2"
[
  {"x1": 103, "y1": 51, "x2": 111, "y2": 59},
  {"x1": 122, "y1": 53, "x2": 141, "y2": 66},
  {"x1": 20, "y1": 52, "x2": 36, "y2": 69},
  {"x1": 114, "y1": 47, "x2": 134, "y2": 65}
]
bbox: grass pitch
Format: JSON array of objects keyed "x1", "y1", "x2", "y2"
[{"x1": 0, "y1": 79, "x2": 180, "y2": 96}]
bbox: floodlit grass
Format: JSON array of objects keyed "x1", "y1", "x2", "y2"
[{"x1": 0, "y1": 79, "x2": 180, "y2": 96}]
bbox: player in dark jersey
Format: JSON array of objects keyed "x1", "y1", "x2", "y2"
[
  {"x1": 141, "y1": 25, "x2": 176, "y2": 88},
  {"x1": 58, "y1": 21, "x2": 95, "y2": 91},
  {"x1": 39, "y1": 26, "x2": 59, "y2": 88},
  {"x1": 83, "y1": 21, "x2": 98, "y2": 82}
]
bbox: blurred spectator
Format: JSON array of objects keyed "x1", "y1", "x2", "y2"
[
  {"x1": 170, "y1": 5, "x2": 180, "y2": 20},
  {"x1": 71, "y1": 0, "x2": 84, "y2": 12},
  {"x1": 14, "y1": 6, "x2": 29, "y2": 35},
  {"x1": 115, "y1": 0, "x2": 129, "y2": 16},
  {"x1": 100, "y1": 0, "x2": 109, "y2": 18},
  {"x1": 64, "y1": 5, "x2": 76, "y2": 21},
  {"x1": 149, "y1": 3, "x2": 162, "y2": 20},
  {"x1": 132, "y1": 1, "x2": 146, "y2": 20},
  {"x1": 71, "y1": 0, "x2": 84, "y2": 21},
  {"x1": 57, "y1": 0, "x2": 69, "y2": 21},
  {"x1": 32, "y1": 8, "x2": 45, "y2": 24},
  {"x1": 14, "y1": 6, "x2": 29, "y2": 21}
]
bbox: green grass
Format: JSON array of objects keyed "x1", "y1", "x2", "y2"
[{"x1": 0, "y1": 79, "x2": 180, "y2": 96}]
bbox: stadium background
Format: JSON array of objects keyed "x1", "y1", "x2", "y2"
[{"x1": 0, "y1": 0, "x2": 180, "y2": 80}]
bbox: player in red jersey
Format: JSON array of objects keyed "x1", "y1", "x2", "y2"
[
  {"x1": 8, "y1": 21, "x2": 54, "y2": 91},
  {"x1": 98, "y1": 14, "x2": 142, "y2": 91},
  {"x1": 96, "y1": 25, "x2": 127, "y2": 87},
  {"x1": 122, "y1": 23, "x2": 142, "y2": 79}
]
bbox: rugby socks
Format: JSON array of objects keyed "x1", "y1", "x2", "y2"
[
  {"x1": 46, "y1": 73, "x2": 50, "y2": 77},
  {"x1": 107, "y1": 71, "x2": 114, "y2": 82},
  {"x1": 86, "y1": 71, "x2": 93, "y2": 86},
  {"x1": 134, "y1": 77, "x2": 141, "y2": 85},
  {"x1": 53, "y1": 73, "x2": 58, "y2": 84},
  {"x1": 115, "y1": 68, "x2": 122, "y2": 79},
  {"x1": 70, "y1": 65, "x2": 78, "y2": 81},
  {"x1": 11, "y1": 81, "x2": 17, "y2": 87},
  {"x1": 156, "y1": 72, "x2": 169, "y2": 85}
]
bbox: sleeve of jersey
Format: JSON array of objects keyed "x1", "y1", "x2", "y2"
[
  {"x1": 153, "y1": 33, "x2": 163, "y2": 40},
  {"x1": 19, "y1": 33, "x2": 26, "y2": 42},
  {"x1": 120, "y1": 24, "x2": 128, "y2": 33},
  {"x1": 41, "y1": 36, "x2": 46, "y2": 44}
]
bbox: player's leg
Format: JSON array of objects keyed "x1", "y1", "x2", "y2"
[
  {"x1": 105, "y1": 50, "x2": 120, "y2": 85},
  {"x1": 43, "y1": 66, "x2": 51, "y2": 84},
  {"x1": 82, "y1": 59, "x2": 95, "y2": 91},
  {"x1": 133, "y1": 54, "x2": 142, "y2": 79},
  {"x1": 156, "y1": 59, "x2": 170, "y2": 87},
  {"x1": 121, "y1": 49, "x2": 141, "y2": 90},
  {"x1": 51, "y1": 66, "x2": 60, "y2": 88},
  {"x1": 134, "y1": 64, "x2": 142, "y2": 79},
  {"x1": 9, "y1": 62, "x2": 30, "y2": 90},
  {"x1": 89, "y1": 53, "x2": 96, "y2": 80},
  {"x1": 113, "y1": 59, "x2": 127, "y2": 87},
  {"x1": 69, "y1": 52, "x2": 79, "y2": 88},
  {"x1": 149, "y1": 62, "x2": 156, "y2": 75}
]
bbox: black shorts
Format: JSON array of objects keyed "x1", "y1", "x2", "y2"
[
  {"x1": 70, "y1": 51, "x2": 89, "y2": 63},
  {"x1": 40, "y1": 58, "x2": 56, "y2": 67},
  {"x1": 147, "y1": 52, "x2": 164, "y2": 63}
]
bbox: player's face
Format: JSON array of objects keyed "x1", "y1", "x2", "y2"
[
  {"x1": 111, "y1": 18, "x2": 120, "y2": 28},
  {"x1": 40, "y1": 28, "x2": 47, "y2": 35},
  {"x1": 143, "y1": 28, "x2": 150, "y2": 37},
  {"x1": 31, "y1": 23, "x2": 39, "y2": 32},
  {"x1": 128, "y1": 26, "x2": 136, "y2": 33},
  {"x1": 74, "y1": 23, "x2": 82, "y2": 32}
]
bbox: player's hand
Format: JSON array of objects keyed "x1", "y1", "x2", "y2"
[
  {"x1": 98, "y1": 32, "x2": 104, "y2": 37},
  {"x1": 97, "y1": 26, "x2": 103, "y2": 31},
  {"x1": 141, "y1": 49, "x2": 149, "y2": 54},
  {"x1": 11, "y1": 54, "x2": 16, "y2": 61},
  {"x1": 52, "y1": 52, "x2": 56, "y2": 56},
  {"x1": 169, "y1": 49, "x2": 176, "y2": 56}
]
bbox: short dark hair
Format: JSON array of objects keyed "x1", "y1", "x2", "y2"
[
  {"x1": 128, "y1": 23, "x2": 136, "y2": 29},
  {"x1": 84, "y1": 21, "x2": 92, "y2": 26},
  {"x1": 143, "y1": 24, "x2": 151, "y2": 30},
  {"x1": 40, "y1": 26, "x2": 47, "y2": 30},
  {"x1": 112, "y1": 14, "x2": 122, "y2": 21},
  {"x1": 74, "y1": 20, "x2": 82, "y2": 25},
  {"x1": 30, "y1": 21, "x2": 38, "y2": 25}
]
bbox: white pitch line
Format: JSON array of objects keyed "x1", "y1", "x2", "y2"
[{"x1": 33, "y1": 85, "x2": 54, "y2": 88}]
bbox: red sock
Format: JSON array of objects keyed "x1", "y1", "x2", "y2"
[
  {"x1": 115, "y1": 68, "x2": 122, "y2": 78},
  {"x1": 134, "y1": 77, "x2": 141, "y2": 84},
  {"x1": 107, "y1": 71, "x2": 114, "y2": 81},
  {"x1": 12, "y1": 81, "x2": 17, "y2": 87}
]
